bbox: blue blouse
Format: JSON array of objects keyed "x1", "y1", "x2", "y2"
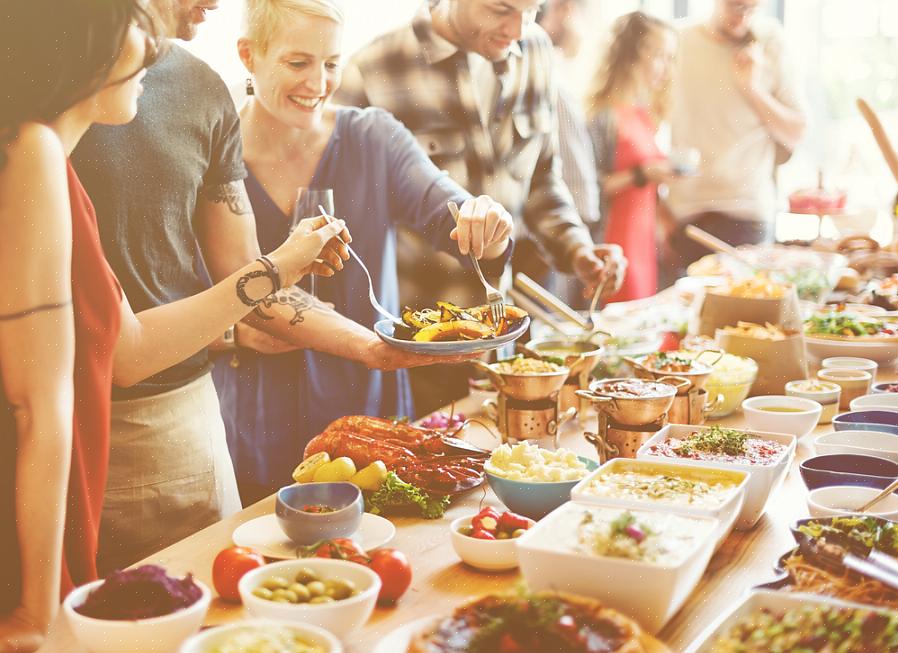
[{"x1": 213, "y1": 106, "x2": 480, "y2": 491}]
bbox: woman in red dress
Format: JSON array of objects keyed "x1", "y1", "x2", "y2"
[
  {"x1": 586, "y1": 12, "x2": 679, "y2": 302},
  {"x1": 0, "y1": 4, "x2": 349, "y2": 649}
]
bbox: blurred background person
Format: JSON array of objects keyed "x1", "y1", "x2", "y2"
[
  {"x1": 586, "y1": 11, "x2": 678, "y2": 302},
  {"x1": 661, "y1": 0, "x2": 805, "y2": 282}
]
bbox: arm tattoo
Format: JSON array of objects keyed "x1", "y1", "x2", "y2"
[
  {"x1": 0, "y1": 300, "x2": 72, "y2": 322},
  {"x1": 203, "y1": 181, "x2": 252, "y2": 215},
  {"x1": 253, "y1": 286, "x2": 330, "y2": 326},
  {"x1": 235, "y1": 269, "x2": 270, "y2": 307}
]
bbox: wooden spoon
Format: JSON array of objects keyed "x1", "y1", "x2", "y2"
[
  {"x1": 857, "y1": 98, "x2": 898, "y2": 185},
  {"x1": 857, "y1": 476, "x2": 898, "y2": 513}
]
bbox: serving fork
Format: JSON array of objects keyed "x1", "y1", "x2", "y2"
[
  {"x1": 317, "y1": 205, "x2": 403, "y2": 326},
  {"x1": 447, "y1": 201, "x2": 505, "y2": 326}
]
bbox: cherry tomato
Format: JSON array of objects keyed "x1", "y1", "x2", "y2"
[
  {"x1": 367, "y1": 548, "x2": 412, "y2": 605},
  {"x1": 212, "y1": 546, "x2": 265, "y2": 602}
]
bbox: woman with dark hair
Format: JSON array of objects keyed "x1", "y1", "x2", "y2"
[
  {"x1": 0, "y1": 2, "x2": 349, "y2": 649},
  {"x1": 586, "y1": 11, "x2": 679, "y2": 302}
]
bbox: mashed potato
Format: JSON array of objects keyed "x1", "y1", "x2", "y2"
[{"x1": 486, "y1": 442, "x2": 590, "y2": 482}]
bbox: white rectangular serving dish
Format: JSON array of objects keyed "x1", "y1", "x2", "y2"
[
  {"x1": 570, "y1": 458, "x2": 747, "y2": 548},
  {"x1": 683, "y1": 588, "x2": 898, "y2": 653},
  {"x1": 516, "y1": 500, "x2": 719, "y2": 634},
  {"x1": 636, "y1": 424, "x2": 796, "y2": 529}
]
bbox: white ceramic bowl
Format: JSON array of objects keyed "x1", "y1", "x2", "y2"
[
  {"x1": 684, "y1": 589, "x2": 888, "y2": 653},
  {"x1": 516, "y1": 500, "x2": 719, "y2": 634},
  {"x1": 814, "y1": 429, "x2": 898, "y2": 464},
  {"x1": 850, "y1": 392, "x2": 898, "y2": 412},
  {"x1": 64, "y1": 578, "x2": 211, "y2": 653},
  {"x1": 570, "y1": 458, "x2": 747, "y2": 546},
  {"x1": 179, "y1": 619, "x2": 342, "y2": 653},
  {"x1": 805, "y1": 336, "x2": 898, "y2": 364},
  {"x1": 238, "y1": 559, "x2": 380, "y2": 639},
  {"x1": 821, "y1": 356, "x2": 878, "y2": 379},
  {"x1": 636, "y1": 424, "x2": 796, "y2": 529},
  {"x1": 449, "y1": 515, "x2": 520, "y2": 571},
  {"x1": 807, "y1": 485, "x2": 898, "y2": 520},
  {"x1": 741, "y1": 395, "x2": 822, "y2": 439}
]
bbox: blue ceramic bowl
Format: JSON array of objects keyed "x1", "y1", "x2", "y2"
[
  {"x1": 833, "y1": 410, "x2": 898, "y2": 435},
  {"x1": 275, "y1": 482, "x2": 364, "y2": 545},
  {"x1": 485, "y1": 456, "x2": 599, "y2": 520},
  {"x1": 873, "y1": 382, "x2": 898, "y2": 395},
  {"x1": 798, "y1": 453, "x2": 898, "y2": 491}
]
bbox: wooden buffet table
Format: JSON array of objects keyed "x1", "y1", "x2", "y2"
[{"x1": 40, "y1": 378, "x2": 887, "y2": 652}]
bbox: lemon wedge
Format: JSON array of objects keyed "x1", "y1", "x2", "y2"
[{"x1": 292, "y1": 452, "x2": 330, "y2": 483}]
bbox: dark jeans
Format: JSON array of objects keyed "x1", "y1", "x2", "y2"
[{"x1": 660, "y1": 212, "x2": 773, "y2": 288}]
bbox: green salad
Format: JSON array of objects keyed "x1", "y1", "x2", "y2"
[
  {"x1": 804, "y1": 312, "x2": 894, "y2": 337},
  {"x1": 798, "y1": 516, "x2": 898, "y2": 556},
  {"x1": 711, "y1": 604, "x2": 898, "y2": 652}
]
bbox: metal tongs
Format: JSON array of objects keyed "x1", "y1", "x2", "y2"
[
  {"x1": 796, "y1": 528, "x2": 898, "y2": 592},
  {"x1": 511, "y1": 273, "x2": 609, "y2": 338}
]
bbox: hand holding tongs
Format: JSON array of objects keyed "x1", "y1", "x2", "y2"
[{"x1": 512, "y1": 273, "x2": 609, "y2": 338}]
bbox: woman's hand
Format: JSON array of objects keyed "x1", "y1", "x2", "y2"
[
  {"x1": 0, "y1": 610, "x2": 46, "y2": 653},
  {"x1": 643, "y1": 160, "x2": 680, "y2": 184},
  {"x1": 450, "y1": 195, "x2": 513, "y2": 260},
  {"x1": 271, "y1": 216, "x2": 351, "y2": 286}
]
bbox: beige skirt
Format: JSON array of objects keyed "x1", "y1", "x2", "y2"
[{"x1": 97, "y1": 373, "x2": 241, "y2": 573}]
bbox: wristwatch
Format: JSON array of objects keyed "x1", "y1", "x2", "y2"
[{"x1": 223, "y1": 325, "x2": 236, "y2": 348}]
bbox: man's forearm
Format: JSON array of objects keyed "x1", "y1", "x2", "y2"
[
  {"x1": 744, "y1": 87, "x2": 805, "y2": 152},
  {"x1": 242, "y1": 286, "x2": 379, "y2": 365}
]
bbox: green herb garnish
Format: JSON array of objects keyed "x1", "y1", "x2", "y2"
[
  {"x1": 678, "y1": 426, "x2": 749, "y2": 457},
  {"x1": 365, "y1": 472, "x2": 449, "y2": 519}
]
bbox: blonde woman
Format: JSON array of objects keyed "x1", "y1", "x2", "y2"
[
  {"x1": 216, "y1": 0, "x2": 514, "y2": 502},
  {"x1": 587, "y1": 11, "x2": 678, "y2": 302}
]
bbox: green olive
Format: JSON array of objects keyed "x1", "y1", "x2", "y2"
[
  {"x1": 306, "y1": 580, "x2": 326, "y2": 597},
  {"x1": 512, "y1": 528, "x2": 527, "y2": 538},
  {"x1": 272, "y1": 597, "x2": 291, "y2": 603},
  {"x1": 262, "y1": 576, "x2": 290, "y2": 591},
  {"x1": 282, "y1": 589, "x2": 299, "y2": 603},
  {"x1": 294, "y1": 567, "x2": 319, "y2": 584},
  {"x1": 252, "y1": 587, "x2": 274, "y2": 600},
  {"x1": 271, "y1": 588, "x2": 291, "y2": 601},
  {"x1": 309, "y1": 595, "x2": 335, "y2": 605},
  {"x1": 325, "y1": 578, "x2": 355, "y2": 600},
  {"x1": 288, "y1": 583, "x2": 311, "y2": 602}
]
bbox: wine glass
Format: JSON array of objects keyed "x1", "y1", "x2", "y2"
[{"x1": 292, "y1": 188, "x2": 334, "y2": 296}]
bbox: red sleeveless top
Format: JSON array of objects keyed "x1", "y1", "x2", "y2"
[{"x1": 61, "y1": 160, "x2": 121, "y2": 593}]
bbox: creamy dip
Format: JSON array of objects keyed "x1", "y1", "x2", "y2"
[{"x1": 583, "y1": 471, "x2": 738, "y2": 509}]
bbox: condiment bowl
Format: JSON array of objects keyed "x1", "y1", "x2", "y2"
[
  {"x1": 64, "y1": 578, "x2": 211, "y2": 653},
  {"x1": 517, "y1": 500, "x2": 720, "y2": 633},
  {"x1": 485, "y1": 456, "x2": 600, "y2": 520},
  {"x1": 275, "y1": 482, "x2": 364, "y2": 546},
  {"x1": 239, "y1": 559, "x2": 380, "y2": 639},
  {"x1": 807, "y1": 485, "x2": 898, "y2": 520},
  {"x1": 636, "y1": 424, "x2": 796, "y2": 529},
  {"x1": 821, "y1": 356, "x2": 878, "y2": 379},
  {"x1": 798, "y1": 453, "x2": 898, "y2": 491},
  {"x1": 179, "y1": 619, "x2": 342, "y2": 653},
  {"x1": 872, "y1": 382, "x2": 898, "y2": 394},
  {"x1": 849, "y1": 392, "x2": 898, "y2": 412},
  {"x1": 817, "y1": 368, "x2": 873, "y2": 410},
  {"x1": 832, "y1": 409, "x2": 898, "y2": 435},
  {"x1": 813, "y1": 430, "x2": 898, "y2": 464},
  {"x1": 449, "y1": 515, "x2": 520, "y2": 571},
  {"x1": 741, "y1": 395, "x2": 822, "y2": 439},
  {"x1": 784, "y1": 379, "x2": 841, "y2": 424}
]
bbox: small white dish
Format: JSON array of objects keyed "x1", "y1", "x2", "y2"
[
  {"x1": 449, "y1": 515, "x2": 520, "y2": 571},
  {"x1": 238, "y1": 559, "x2": 380, "y2": 639},
  {"x1": 850, "y1": 392, "x2": 898, "y2": 412},
  {"x1": 232, "y1": 513, "x2": 395, "y2": 559},
  {"x1": 821, "y1": 356, "x2": 878, "y2": 379},
  {"x1": 807, "y1": 485, "x2": 898, "y2": 520},
  {"x1": 784, "y1": 379, "x2": 841, "y2": 424},
  {"x1": 813, "y1": 429, "x2": 898, "y2": 463},
  {"x1": 180, "y1": 619, "x2": 342, "y2": 653},
  {"x1": 741, "y1": 395, "x2": 822, "y2": 439},
  {"x1": 372, "y1": 615, "x2": 439, "y2": 653},
  {"x1": 65, "y1": 578, "x2": 211, "y2": 653}
]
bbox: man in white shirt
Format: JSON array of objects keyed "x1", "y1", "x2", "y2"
[{"x1": 662, "y1": 0, "x2": 805, "y2": 278}]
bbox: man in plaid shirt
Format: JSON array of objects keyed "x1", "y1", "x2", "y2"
[{"x1": 338, "y1": 0, "x2": 624, "y2": 298}]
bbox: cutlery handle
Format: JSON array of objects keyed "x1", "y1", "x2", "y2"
[
  {"x1": 845, "y1": 553, "x2": 898, "y2": 591},
  {"x1": 514, "y1": 273, "x2": 588, "y2": 328}
]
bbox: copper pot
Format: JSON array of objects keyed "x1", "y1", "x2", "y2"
[
  {"x1": 576, "y1": 376, "x2": 688, "y2": 426},
  {"x1": 626, "y1": 350, "x2": 723, "y2": 394},
  {"x1": 474, "y1": 360, "x2": 569, "y2": 402},
  {"x1": 667, "y1": 389, "x2": 726, "y2": 425}
]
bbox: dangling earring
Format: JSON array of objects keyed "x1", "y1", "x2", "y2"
[{"x1": 245, "y1": 77, "x2": 255, "y2": 96}]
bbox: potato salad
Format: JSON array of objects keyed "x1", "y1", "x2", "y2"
[{"x1": 485, "y1": 442, "x2": 590, "y2": 482}]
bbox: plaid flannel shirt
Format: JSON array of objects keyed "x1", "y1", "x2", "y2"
[{"x1": 337, "y1": 3, "x2": 594, "y2": 272}]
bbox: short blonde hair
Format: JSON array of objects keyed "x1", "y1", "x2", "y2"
[{"x1": 244, "y1": 0, "x2": 345, "y2": 53}]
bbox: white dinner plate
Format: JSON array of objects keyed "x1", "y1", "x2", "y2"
[
  {"x1": 232, "y1": 513, "x2": 395, "y2": 559},
  {"x1": 372, "y1": 615, "x2": 437, "y2": 653}
]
